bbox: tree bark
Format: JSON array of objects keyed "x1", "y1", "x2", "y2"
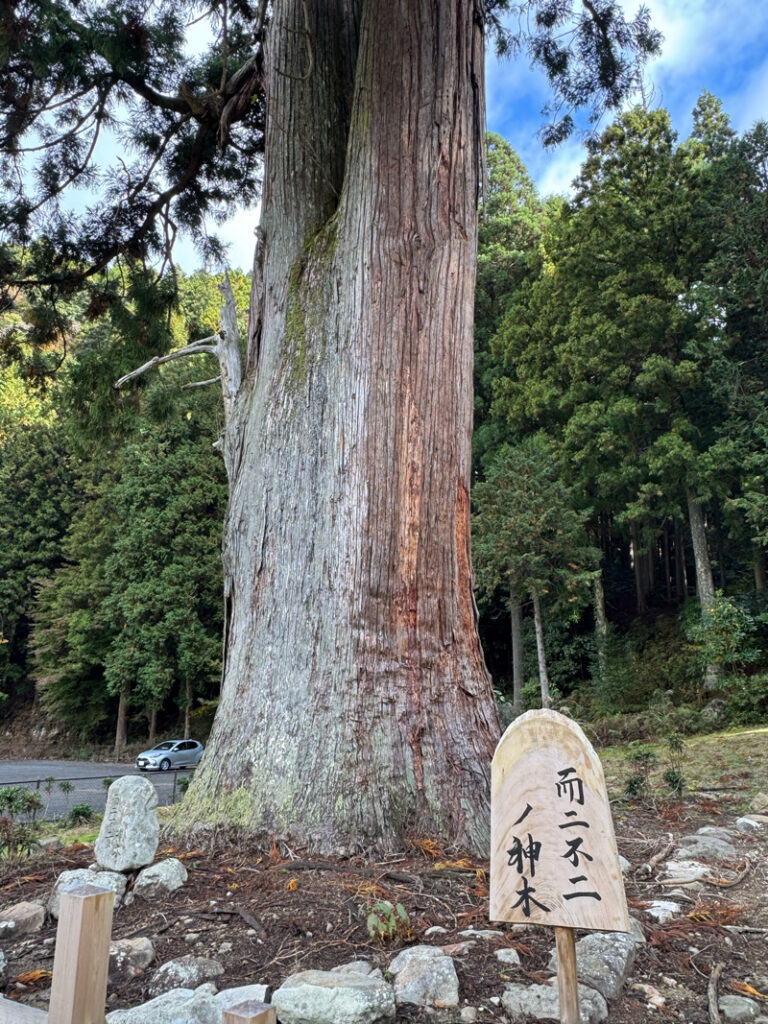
[
  {"x1": 114, "y1": 687, "x2": 128, "y2": 759},
  {"x1": 663, "y1": 521, "x2": 672, "y2": 602},
  {"x1": 593, "y1": 571, "x2": 608, "y2": 683},
  {"x1": 754, "y1": 545, "x2": 766, "y2": 594},
  {"x1": 148, "y1": 705, "x2": 157, "y2": 745},
  {"x1": 183, "y1": 678, "x2": 191, "y2": 740},
  {"x1": 687, "y1": 492, "x2": 719, "y2": 690},
  {"x1": 530, "y1": 589, "x2": 551, "y2": 708},
  {"x1": 509, "y1": 579, "x2": 523, "y2": 717},
  {"x1": 631, "y1": 521, "x2": 646, "y2": 614},
  {"x1": 183, "y1": 0, "x2": 499, "y2": 854}
]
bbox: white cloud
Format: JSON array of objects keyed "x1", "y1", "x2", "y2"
[{"x1": 534, "y1": 139, "x2": 589, "y2": 199}]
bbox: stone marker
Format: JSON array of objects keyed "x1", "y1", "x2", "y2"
[{"x1": 95, "y1": 775, "x2": 159, "y2": 872}]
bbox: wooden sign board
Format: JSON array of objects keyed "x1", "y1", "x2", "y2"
[{"x1": 490, "y1": 709, "x2": 629, "y2": 933}]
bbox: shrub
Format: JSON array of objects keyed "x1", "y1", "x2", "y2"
[{"x1": 67, "y1": 802, "x2": 95, "y2": 825}]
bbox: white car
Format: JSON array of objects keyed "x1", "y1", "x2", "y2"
[{"x1": 135, "y1": 739, "x2": 204, "y2": 772}]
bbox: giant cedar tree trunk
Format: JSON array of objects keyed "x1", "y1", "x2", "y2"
[{"x1": 183, "y1": 0, "x2": 499, "y2": 854}]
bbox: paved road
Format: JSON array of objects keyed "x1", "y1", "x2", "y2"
[{"x1": 0, "y1": 760, "x2": 192, "y2": 818}]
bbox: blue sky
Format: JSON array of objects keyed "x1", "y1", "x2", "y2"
[{"x1": 184, "y1": 1, "x2": 768, "y2": 272}]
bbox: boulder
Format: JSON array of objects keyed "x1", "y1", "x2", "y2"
[
  {"x1": 106, "y1": 983, "x2": 219, "y2": 1024},
  {"x1": 331, "y1": 961, "x2": 384, "y2": 980},
  {"x1": 148, "y1": 956, "x2": 224, "y2": 997},
  {"x1": 95, "y1": 775, "x2": 159, "y2": 872},
  {"x1": 502, "y1": 981, "x2": 607, "y2": 1023},
  {"x1": 736, "y1": 817, "x2": 762, "y2": 833},
  {"x1": 133, "y1": 858, "x2": 188, "y2": 898},
  {"x1": 548, "y1": 929, "x2": 640, "y2": 1001},
  {"x1": 216, "y1": 985, "x2": 272, "y2": 1011},
  {"x1": 48, "y1": 869, "x2": 127, "y2": 919},
  {"x1": 389, "y1": 945, "x2": 459, "y2": 1008},
  {"x1": 109, "y1": 937, "x2": 155, "y2": 983},
  {"x1": 496, "y1": 947, "x2": 521, "y2": 966},
  {"x1": 457, "y1": 928, "x2": 504, "y2": 941},
  {"x1": 272, "y1": 968, "x2": 396, "y2": 1024},
  {"x1": 701, "y1": 699, "x2": 728, "y2": 727},
  {"x1": 0, "y1": 901, "x2": 44, "y2": 936},
  {"x1": 646, "y1": 901, "x2": 681, "y2": 925},
  {"x1": 676, "y1": 834, "x2": 737, "y2": 862},
  {"x1": 719, "y1": 995, "x2": 762, "y2": 1023},
  {"x1": 662, "y1": 859, "x2": 710, "y2": 882},
  {"x1": 697, "y1": 826, "x2": 736, "y2": 841},
  {"x1": 749, "y1": 792, "x2": 768, "y2": 814}
]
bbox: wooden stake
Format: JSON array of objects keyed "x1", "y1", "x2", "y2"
[
  {"x1": 555, "y1": 926, "x2": 580, "y2": 1024},
  {"x1": 48, "y1": 884, "x2": 115, "y2": 1024},
  {"x1": 222, "y1": 1003, "x2": 276, "y2": 1024}
]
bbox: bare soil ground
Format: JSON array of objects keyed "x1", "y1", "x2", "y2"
[{"x1": 2, "y1": 727, "x2": 768, "y2": 1023}]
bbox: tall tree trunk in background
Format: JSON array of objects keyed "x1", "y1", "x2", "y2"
[
  {"x1": 593, "y1": 572, "x2": 608, "y2": 683},
  {"x1": 183, "y1": 0, "x2": 499, "y2": 854},
  {"x1": 114, "y1": 687, "x2": 129, "y2": 759},
  {"x1": 713, "y1": 500, "x2": 727, "y2": 590},
  {"x1": 148, "y1": 705, "x2": 157, "y2": 745},
  {"x1": 754, "y1": 545, "x2": 765, "y2": 594},
  {"x1": 663, "y1": 522, "x2": 672, "y2": 601},
  {"x1": 631, "y1": 522, "x2": 647, "y2": 614},
  {"x1": 183, "y1": 679, "x2": 191, "y2": 739},
  {"x1": 509, "y1": 580, "x2": 523, "y2": 717},
  {"x1": 530, "y1": 589, "x2": 551, "y2": 708},
  {"x1": 687, "y1": 493, "x2": 719, "y2": 690}
]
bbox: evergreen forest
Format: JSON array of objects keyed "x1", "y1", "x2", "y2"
[{"x1": 2, "y1": 94, "x2": 767, "y2": 751}]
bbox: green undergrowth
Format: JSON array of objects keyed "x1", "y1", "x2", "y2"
[{"x1": 599, "y1": 725, "x2": 768, "y2": 805}]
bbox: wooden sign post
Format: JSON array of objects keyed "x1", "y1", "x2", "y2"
[{"x1": 490, "y1": 709, "x2": 629, "y2": 1024}]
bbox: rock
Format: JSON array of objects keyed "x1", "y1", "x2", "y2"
[
  {"x1": 460, "y1": 1008, "x2": 479, "y2": 1022},
  {"x1": 49, "y1": 869, "x2": 127, "y2": 919},
  {"x1": 736, "y1": 817, "x2": 762, "y2": 833},
  {"x1": 662, "y1": 859, "x2": 710, "y2": 881},
  {"x1": 36, "y1": 837, "x2": 62, "y2": 851},
  {"x1": 109, "y1": 937, "x2": 155, "y2": 983},
  {"x1": 719, "y1": 995, "x2": 762, "y2": 1022},
  {"x1": 676, "y1": 834, "x2": 737, "y2": 862},
  {"x1": 106, "y1": 983, "x2": 219, "y2": 1024},
  {"x1": 331, "y1": 962, "x2": 383, "y2": 980},
  {"x1": 697, "y1": 826, "x2": 736, "y2": 841},
  {"x1": 272, "y1": 969, "x2": 396, "y2": 1024},
  {"x1": 750, "y1": 792, "x2": 768, "y2": 814},
  {"x1": 389, "y1": 946, "x2": 459, "y2": 1008},
  {"x1": 502, "y1": 981, "x2": 607, "y2": 1023},
  {"x1": 0, "y1": 901, "x2": 44, "y2": 936},
  {"x1": 423, "y1": 926, "x2": 447, "y2": 937},
  {"x1": 619, "y1": 855, "x2": 631, "y2": 874},
  {"x1": 701, "y1": 699, "x2": 729, "y2": 726},
  {"x1": 548, "y1": 929, "x2": 640, "y2": 1001},
  {"x1": 631, "y1": 982, "x2": 666, "y2": 1008},
  {"x1": 0, "y1": 948, "x2": 5, "y2": 984},
  {"x1": 133, "y1": 858, "x2": 188, "y2": 898},
  {"x1": 457, "y1": 928, "x2": 504, "y2": 940},
  {"x1": 496, "y1": 948, "x2": 521, "y2": 966},
  {"x1": 0, "y1": 920, "x2": 14, "y2": 938},
  {"x1": 95, "y1": 775, "x2": 159, "y2": 872},
  {"x1": 148, "y1": 956, "x2": 224, "y2": 998},
  {"x1": 646, "y1": 901, "x2": 681, "y2": 925},
  {"x1": 216, "y1": 985, "x2": 272, "y2": 1011}
]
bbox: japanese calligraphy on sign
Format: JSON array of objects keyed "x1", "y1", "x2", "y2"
[{"x1": 490, "y1": 709, "x2": 630, "y2": 932}]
